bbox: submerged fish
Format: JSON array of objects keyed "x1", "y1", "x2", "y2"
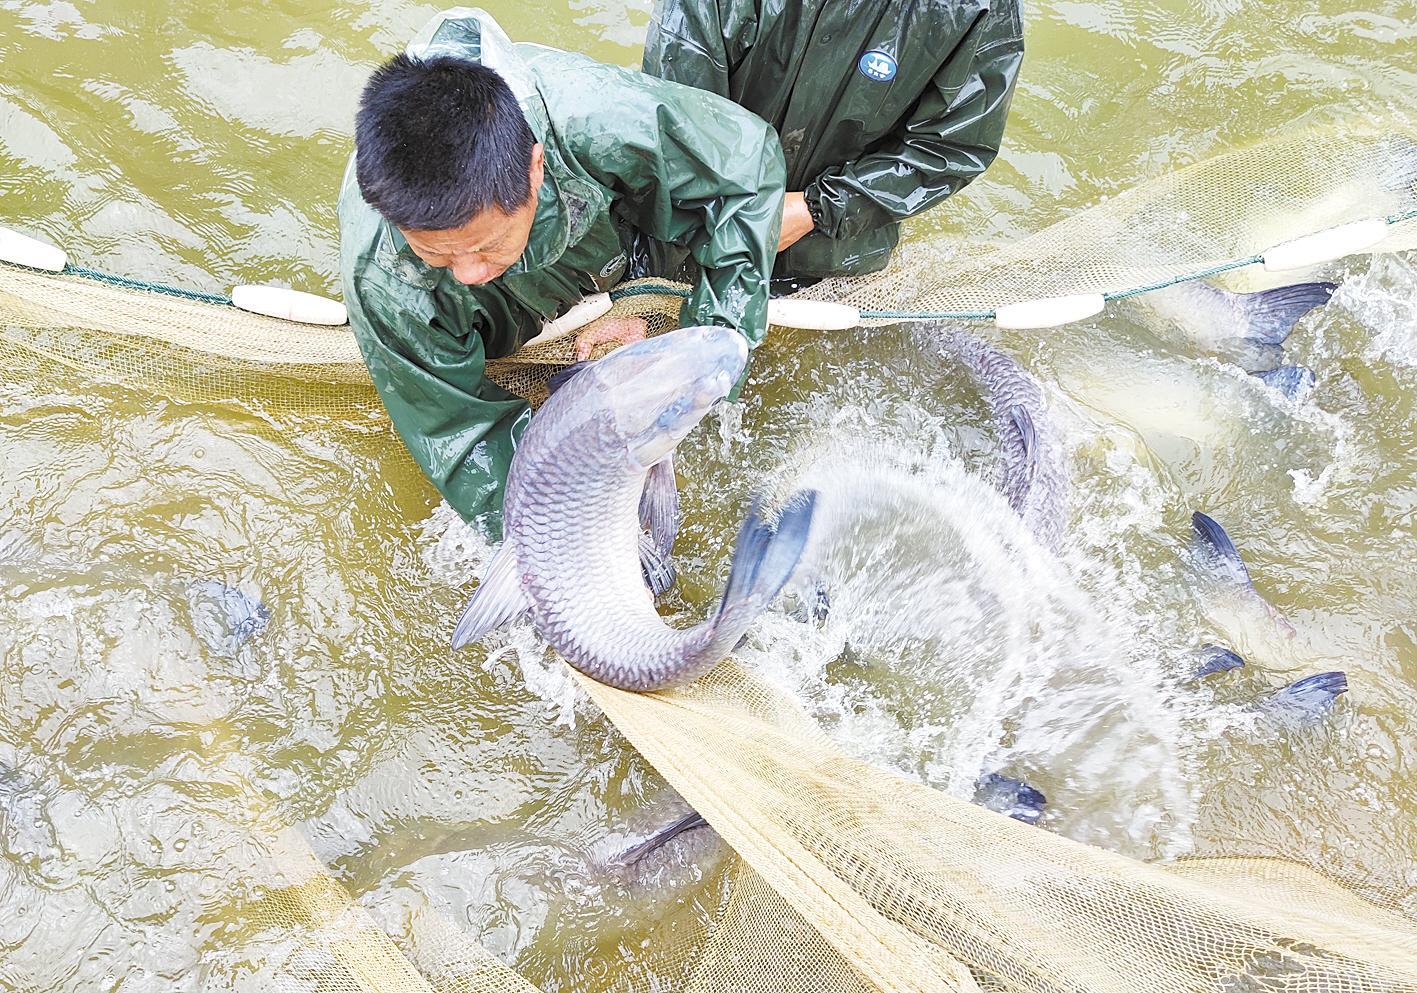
[
  {"x1": 1190, "y1": 511, "x2": 1296, "y2": 637},
  {"x1": 974, "y1": 773, "x2": 1047, "y2": 825},
  {"x1": 186, "y1": 579, "x2": 270, "y2": 656},
  {"x1": 1193, "y1": 646, "x2": 1348, "y2": 728},
  {"x1": 935, "y1": 328, "x2": 1068, "y2": 549},
  {"x1": 1138, "y1": 279, "x2": 1336, "y2": 366},
  {"x1": 452, "y1": 327, "x2": 817, "y2": 691},
  {"x1": 1253, "y1": 364, "x2": 1317, "y2": 400}
]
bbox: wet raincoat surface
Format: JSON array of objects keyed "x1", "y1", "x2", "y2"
[
  {"x1": 644, "y1": 0, "x2": 1024, "y2": 279},
  {"x1": 339, "y1": 9, "x2": 784, "y2": 535}
]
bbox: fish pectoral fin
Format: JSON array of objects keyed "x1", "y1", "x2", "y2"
[
  {"x1": 975, "y1": 773, "x2": 1047, "y2": 825},
  {"x1": 546, "y1": 361, "x2": 593, "y2": 396},
  {"x1": 451, "y1": 541, "x2": 529, "y2": 650},
  {"x1": 639, "y1": 455, "x2": 681, "y2": 560},
  {"x1": 638, "y1": 530, "x2": 678, "y2": 598}
]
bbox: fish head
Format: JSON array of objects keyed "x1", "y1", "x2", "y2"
[{"x1": 593, "y1": 326, "x2": 748, "y2": 468}]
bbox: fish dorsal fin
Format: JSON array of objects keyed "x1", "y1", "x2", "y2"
[
  {"x1": 546, "y1": 361, "x2": 593, "y2": 396},
  {"x1": 451, "y1": 541, "x2": 530, "y2": 649},
  {"x1": 1006, "y1": 404, "x2": 1038, "y2": 482}
]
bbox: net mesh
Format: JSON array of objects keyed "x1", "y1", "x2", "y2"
[
  {"x1": 802, "y1": 119, "x2": 1417, "y2": 320},
  {"x1": 5, "y1": 118, "x2": 1417, "y2": 992}
]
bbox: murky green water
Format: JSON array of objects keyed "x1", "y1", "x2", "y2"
[{"x1": 2, "y1": 1, "x2": 1417, "y2": 990}]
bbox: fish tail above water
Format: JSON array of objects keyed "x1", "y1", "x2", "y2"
[
  {"x1": 936, "y1": 329, "x2": 1067, "y2": 549},
  {"x1": 1259, "y1": 671, "x2": 1348, "y2": 727},
  {"x1": 1230, "y1": 282, "x2": 1337, "y2": 345},
  {"x1": 701, "y1": 492, "x2": 818, "y2": 660}
]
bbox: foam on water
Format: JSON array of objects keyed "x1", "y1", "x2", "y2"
[{"x1": 1343, "y1": 254, "x2": 1417, "y2": 369}]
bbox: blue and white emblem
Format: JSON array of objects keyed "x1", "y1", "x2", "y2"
[{"x1": 857, "y1": 49, "x2": 897, "y2": 82}]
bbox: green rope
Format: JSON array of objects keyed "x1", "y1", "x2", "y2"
[
  {"x1": 1102, "y1": 255, "x2": 1263, "y2": 302},
  {"x1": 609, "y1": 281, "x2": 690, "y2": 302},
  {"x1": 1389, "y1": 207, "x2": 1417, "y2": 225},
  {"x1": 62, "y1": 264, "x2": 233, "y2": 306}
]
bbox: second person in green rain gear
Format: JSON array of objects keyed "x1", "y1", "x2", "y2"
[
  {"x1": 643, "y1": 0, "x2": 1025, "y2": 286},
  {"x1": 339, "y1": 9, "x2": 784, "y2": 537}
]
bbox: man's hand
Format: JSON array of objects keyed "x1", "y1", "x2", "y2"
[
  {"x1": 574, "y1": 315, "x2": 648, "y2": 361},
  {"x1": 777, "y1": 192, "x2": 815, "y2": 253}
]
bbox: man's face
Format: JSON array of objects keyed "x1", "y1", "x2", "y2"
[{"x1": 401, "y1": 143, "x2": 544, "y2": 286}]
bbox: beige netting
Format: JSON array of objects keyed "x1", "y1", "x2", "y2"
[
  {"x1": 5, "y1": 117, "x2": 1417, "y2": 992},
  {"x1": 229, "y1": 659, "x2": 1417, "y2": 993},
  {"x1": 801, "y1": 118, "x2": 1417, "y2": 320}
]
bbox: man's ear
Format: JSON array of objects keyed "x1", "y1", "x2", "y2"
[{"x1": 529, "y1": 143, "x2": 545, "y2": 196}]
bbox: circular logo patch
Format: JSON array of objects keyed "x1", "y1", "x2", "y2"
[
  {"x1": 599, "y1": 254, "x2": 627, "y2": 281},
  {"x1": 858, "y1": 50, "x2": 897, "y2": 82}
]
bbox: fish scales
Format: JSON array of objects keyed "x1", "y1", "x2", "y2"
[
  {"x1": 940, "y1": 329, "x2": 1068, "y2": 549},
  {"x1": 454, "y1": 327, "x2": 813, "y2": 692}
]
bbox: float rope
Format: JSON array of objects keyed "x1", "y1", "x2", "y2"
[{"x1": 8, "y1": 207, "x2": 1414, "y2": 325}]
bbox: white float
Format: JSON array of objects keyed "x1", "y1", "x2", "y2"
[
  {"x1": 0, "y1": 225, "x2": 67, "y2": 272},
  {"x1": 519, "y1": 292, "x2": 614, "y2": 348},
  {"x1": 766, "y1": 298, "x2": 860, "y2": 330},
  {"x1": 995, "y1": 292, "x2": 1106, "y2": 330},
  {"x1": 231, "y1": 284, "x2": 348, "y2": 326},
  {"x1": 1261, "y1": 217, "x2": 1389, "y2": 272}
]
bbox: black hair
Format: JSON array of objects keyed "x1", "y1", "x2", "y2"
[{"x1": 354, "y1": 53, "x2": 536, "y2": 231}]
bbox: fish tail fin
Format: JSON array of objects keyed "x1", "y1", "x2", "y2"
[
  {"x1": 1191, "y1": 511, "x2": 1254, "y2": 588},
  {"x1": 975, "y1": 773, "x2": 1047, "y2": 825},
  {"x1": 709, "y1": 490, "x2": 817, "y2": 650},
  {"x1": 1261, "y1": 671, "x2": 1348, "y2": 726},
  {"x1": 1234, "y1": 282, "x2": 1337, "y2": 344},
  {"x1": 1254, "y1": 364, "x2": 1317, "y2": 400}
]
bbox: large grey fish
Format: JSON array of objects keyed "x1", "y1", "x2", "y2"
[
  {"x1": 451, "y1": 326, "x2": 817, "y2": 691},
  {"x1": 934, "y1": 328, "x2": 1068, "y2": 549}
]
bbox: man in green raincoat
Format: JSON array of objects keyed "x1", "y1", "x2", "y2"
[
  {"x1": 338, "y1": 9, "x2": 784, "y2": 535},
  {"x1": 643, "y1": 0, "x2": 1025, "y2": 284}
]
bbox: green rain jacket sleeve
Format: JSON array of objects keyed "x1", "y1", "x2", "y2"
[
  {"x1": 343, "y1": 263, "x2": 534, "y2": 535},
  {"x1": 547, "y1": 63, "x2": 785, "y2": 346},
  {"x1": 805, "y1": 5, "x2": 1023, "y2": 241}
]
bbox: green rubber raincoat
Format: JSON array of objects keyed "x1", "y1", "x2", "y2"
[
  {"x1": 339, "y1": 9, "x2": 784, "y2": 535},
  {"x1": 644, "y1": 0, "x2": 1024, "y2": 279}
]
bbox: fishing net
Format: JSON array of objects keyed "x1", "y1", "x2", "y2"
[{"x1": 5, "y1": 117, "x2": 1417, "y2": 991}]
